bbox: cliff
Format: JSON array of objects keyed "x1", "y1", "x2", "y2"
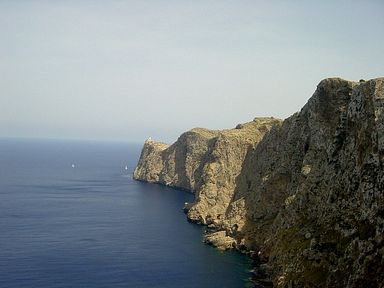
[
  {"x1": 134, "y1": 117, "x2": 282, "y2": 226},
  {"x1": 133, "y1": 77, "x2": 384, "y2": 287}
]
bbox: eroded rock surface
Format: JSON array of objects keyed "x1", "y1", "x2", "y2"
[
  {"x1": 134, "y1": 117, "x2": 281, "y2": 224},
  {"x1": 134, "y1": 77, "x2": 384, "y2": 287}
]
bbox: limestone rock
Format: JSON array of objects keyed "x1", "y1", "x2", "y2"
[
  {"x1": 204, "y1": 230, "x2": 236, "y2": 251},
  {"x1": 133, "y1": 117, "x2": 281, "y2": 223},
  {"x1": 133, "y1": 77, "x2": 384, "y2": 287},
  {"x1": 223, "y1": 77, "x2": 384, "y2": 287},
  {"x1": 133, "y1": 139, "x2": 169, "y2": 183}
]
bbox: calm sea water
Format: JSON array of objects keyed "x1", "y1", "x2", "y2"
[{"x1": 0, "y1": 138, "x2": 252, "y2": 288}]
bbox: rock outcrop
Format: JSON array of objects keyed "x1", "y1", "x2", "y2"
[
  {"x1": 133, "y1": 77, "x2": 384, "y2": 287},
  {"x1": 134, "y1": 117, "x2": 282, "y2": 224}
]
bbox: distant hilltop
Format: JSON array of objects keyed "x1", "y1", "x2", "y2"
[{"x1": 134, "y1": 77, "x2": 384, "y2": 287}]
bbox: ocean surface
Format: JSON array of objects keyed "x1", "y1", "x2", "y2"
[{"x1": 0, "y1": 138, "x2": 253, "y2": 288}]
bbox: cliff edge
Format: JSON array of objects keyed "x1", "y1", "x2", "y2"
[
  {"x1": 133, "y1": 77, "x2": 384, "y2": 287},
  {"x1": 134, "y1": 117, "x2": 282, "y2": 226}
]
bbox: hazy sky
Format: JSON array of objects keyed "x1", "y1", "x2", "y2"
[{"x1": 1, "y1": 0, "x2": 383, "y2": 143}]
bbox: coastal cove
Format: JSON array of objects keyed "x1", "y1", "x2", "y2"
[{"x1": 0, "y1": 139, "x2": 253, "y2": 288}]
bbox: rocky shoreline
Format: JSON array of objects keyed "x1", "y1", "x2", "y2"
[{"x1": 134, "y1": 77, "x2": 384, "y2": 287}]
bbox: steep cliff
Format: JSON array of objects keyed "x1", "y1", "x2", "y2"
[
  {"x1": 220, "y1": 77, "x2": 384, "y2": 287},
  {"x1": 133, "y1": 77, "x2": 384, "y2": 287},
  {"x1": 134, "y1": 117, "x2": 282, "y2": 227}
]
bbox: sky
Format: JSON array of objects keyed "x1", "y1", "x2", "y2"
[{"x1": 0, "y1": 0, "x2": 383, "y2": 143}]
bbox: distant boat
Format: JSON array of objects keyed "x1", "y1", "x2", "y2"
[{"x1": 71, "y1": 163, "x2": 75, "y2": 168}]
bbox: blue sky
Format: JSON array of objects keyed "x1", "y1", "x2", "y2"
[{"x1": 0, "y1": 0, "x2": 383, "y2": 142}]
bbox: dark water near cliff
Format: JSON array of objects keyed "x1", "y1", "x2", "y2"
[{"x1": 0, "y1": 138, "x2": 252, "y2": 288}]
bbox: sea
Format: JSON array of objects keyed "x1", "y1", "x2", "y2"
[{"x1": 0, "y1": 138, "x2": 253, "y2": 288}]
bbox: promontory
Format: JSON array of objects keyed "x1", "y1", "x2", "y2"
[{"x1": 134, "y1": 77, "x2": 384, "y2": 287}]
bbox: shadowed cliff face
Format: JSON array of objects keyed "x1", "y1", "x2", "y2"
[{"x1": 133, "y1": 77, "x2": 384, "y2": 288}]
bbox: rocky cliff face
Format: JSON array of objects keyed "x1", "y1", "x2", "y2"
[
  {"x1": 134, "y1": 117, "x2": 282, "y2": 226},
  {"x1": 133, "y1": 77, "x2": 384, "y2": 287}
]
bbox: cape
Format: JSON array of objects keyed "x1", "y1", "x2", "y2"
[{"x1": 134, "y1": 77, "x2": 384, "y2": 287}]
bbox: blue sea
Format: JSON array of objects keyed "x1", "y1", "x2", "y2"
[{"x1": 0, "y1": 138, "x2": 253, "y2": 288}]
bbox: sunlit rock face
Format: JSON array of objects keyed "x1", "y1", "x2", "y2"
[
  {"x1": 134, "y1": 117, "x2": 281, "y2": 225},
  {"x1": 134, "y1": 77, "x2": 384, "y2": 287}
]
